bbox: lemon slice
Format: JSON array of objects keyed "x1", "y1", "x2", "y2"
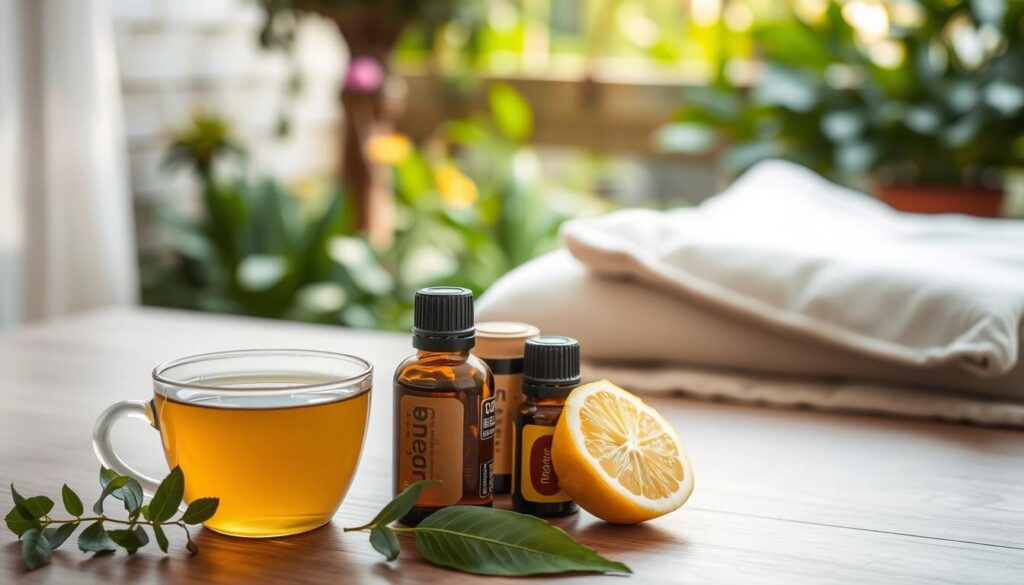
[{"x1": 551, "y1": 380, "x2": 694, "y2": 524}]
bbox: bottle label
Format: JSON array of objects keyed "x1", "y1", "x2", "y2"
[
  {"x1": 483, "y1": 358, "x2": 524, "y2": 476},
  {"x1": 398, "y1": 394, "x2": 464, "y2": 506},
  {"x1": 481, "y1": 396, "x2": 496, "y2": 440},
  {"x1": 519, "y1": 424, "x2": 571, "y2": 503},
  {"x1": 479, "y1": 459, "x2": 493, "y2": 499},
  {"x1": 479, "y1": 396, "x2": 496, "y2": 497}
]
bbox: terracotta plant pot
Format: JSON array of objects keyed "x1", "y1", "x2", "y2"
[{"x1": 875, "y1": 183, "x2": 1004, "y2": 217}]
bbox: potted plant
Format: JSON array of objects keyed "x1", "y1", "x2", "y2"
[
  {"x1": 144, "y1": 87, "x2": 606, "y2": 329},
  {"x1": 658, "y1": 0, "x2": 1024, "y2": 216}
]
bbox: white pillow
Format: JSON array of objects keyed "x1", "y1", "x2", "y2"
[
  {"x1": 562, "y1": 160, "x2": 1024, "y2": 378},
  {"x1": 477, "y1": 250, "x2": 1024, "y2": 402}
]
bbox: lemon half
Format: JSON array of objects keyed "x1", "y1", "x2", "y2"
[{"x1": 551, "y1": 380, "x2": 694, "y2": 524}]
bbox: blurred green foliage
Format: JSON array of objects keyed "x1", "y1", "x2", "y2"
[
  {"x1": 140, "y1": 85, "x2": 607, "y2": 331},
  {"x1": 253, "y1": 0, "x2": 488, "y2": 135},
  {"x1": 659, "y1": 0, "x2": 1024, "y2": 187},
  {"x1": 254, "y1": 0, "x2": 487, "y2": 52},
  {"x1": 393, "y1": 0, "x2": 786, "y2": 77}
]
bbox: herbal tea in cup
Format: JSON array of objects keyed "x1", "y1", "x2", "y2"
[{"x1": 93, "y1": 349, "x2": 372, "y2": 538}]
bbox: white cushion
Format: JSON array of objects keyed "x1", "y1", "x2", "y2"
[
  {"x1": 561, "y1": 161, "x2": 1024, "y2": 378},
  {"x1": 477, "y1": 250, "x2": 1024, "y2": 402}
]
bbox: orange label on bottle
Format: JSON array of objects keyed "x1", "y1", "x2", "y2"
[
  {"x1": 398, "y1": 395, "x2": 464, "y2": 506},
  {"x1": 519, "y1": 424, "x2": 570, "y2": 503}
]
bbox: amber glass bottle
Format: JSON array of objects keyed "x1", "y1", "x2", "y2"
[
  {"x1": 393, "y1": 287, "x2": 495, "y2": 525},
  {"x1": 512, "y1": 336, "x2": 579, "y2": 518}
]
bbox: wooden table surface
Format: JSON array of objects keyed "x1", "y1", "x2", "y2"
[{"x1": 1, "y1": 307, "x2": 1022, "y2": 584}]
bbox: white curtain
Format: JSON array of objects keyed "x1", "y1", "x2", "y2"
[{"x1": 0, "y1": 0, "x2": 137, "y2": 328}]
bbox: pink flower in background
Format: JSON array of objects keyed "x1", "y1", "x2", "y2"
[{"x1": 345, "y1": 56, "x2": 384, "y2": 93}]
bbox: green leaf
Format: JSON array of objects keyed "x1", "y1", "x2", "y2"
[
  {"x1": 722, "y1": 140, "x2": 780, "y2": 174},
  {"x1": 395, "y1": 152, "x2": 434, "y2": 205},
  {"x1": 93, "y1": 476, "x2": 129, "y2": 515},
  {"x1": 11, "y1": 485, "x2": 53, "y2": 519},
  {"x1": 236, "y1": 254, "x2": 289, "y2": 292},
  {"x1": 94, "y1": 469, "x2": 142, "y2": 515},
  {"x1": 149, "y1": 466, "x2": 185, "y2": 523},
  {"x1": 444, "y1": 118, "x2": 490, "y2": 145},
  {"x1": 185, "y1": 538, "x2": 199, "y2": 555},
  {"x1": 22, "y1": 496, "x2": 54, "y2": 518},
  {"x1": 9, "y1": 485, "x2": 28, "y2": 509},
  {"x1": 369, "y1": 526, "x2": 400, "y2": 561},
  {"x1": 107, "y1": 529, "x2": 136, "y2": 553},
  {"x1": 751, "y1": 65, "x2": 820, "y2": 113},
  {"x1": 654, "y1": 123, "x2": 719, "y2": 154},
  {"x1": 43, "y1": 521, "x2": 79, "y2": 549},
  {"x1": 20, "y1": 528, "x2": 52, "y2": 570},
  {"x1": 971, "y1": 0, "x2": 1006, "y2": 24},
  {"x1": 754, "y1": 22, "x2": 831, "y2": 70},
  {"x1": 108, "y1": 526, "x2": 149, "y2": 555},
  {"x1": 412, "y1": 507, "x2": 631, "y2": 576},
  {"x1": 62, "y1": 484, "x2": 84, "y2": 516},
  {"x1": 99, "y1": 467, "x2": 120, "y2": 488},
  {"x1": 78, "y1": 521, "x2": 117, "y2": 553},
  {"x1": 140, "y1": 505, "x2": 151, "y2": 521},
  {"x1": 120, "y1": 479, "x2": 144, "y2": 516},
  {"x1": 152, "y1": 523, "x2": 169, "y2": 553},
  {"x1": 820, "y1": 111, "x2": 864, "y2": 143},
  {"x1": 181, "y1": 498, "x2": 219, "y2": 525},
  {"x1": 984, "y1": 80, "x2": 1024, "y2": 116},
  {"x1": 346, "y1": 480, "x2": 439, "y2": 531},
  {"x1": 488, "y1": 83, "x2": 533, "y2": 142},
  {"x1": 5, "y1": 507, "x2": 40, "y2": 536},
  {"x1": 134, "y1": 525, "x2": 150, "y2": 547}
]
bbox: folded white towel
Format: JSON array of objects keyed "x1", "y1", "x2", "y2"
[
  {"x1": 583, "y1": 362, "x2": 1024, "y2": 428},
  {"x1": 563, "y1": 160, "x2": 1024, "y2": 377}
]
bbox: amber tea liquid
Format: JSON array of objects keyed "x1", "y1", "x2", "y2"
[{"x1": 153, "y1": 374, "x2": 370, "y2": 538}]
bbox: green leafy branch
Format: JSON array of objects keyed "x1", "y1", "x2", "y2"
[
  {"x1": 5, "y1": 467, "x2": 219, "y2": 571},
  {"x1": 344, "y1": 481, "x2": 631, "y2": 576}
]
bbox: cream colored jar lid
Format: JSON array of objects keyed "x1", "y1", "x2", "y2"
[{"x1": 475, "y1": 321, "x2": 540, "y2": 359}]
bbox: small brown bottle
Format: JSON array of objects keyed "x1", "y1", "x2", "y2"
[
  {"x1": 394, "y1": 287, "x2": 495, "y2": 525},
  {"x1": 512, "y1": 336, "x2": 580, "y2": 518}
]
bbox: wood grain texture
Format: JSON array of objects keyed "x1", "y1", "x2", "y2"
[{"x1": 1, "y1": 307, "x2": 1022, "y2": 584}]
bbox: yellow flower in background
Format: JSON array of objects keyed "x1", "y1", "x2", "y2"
[
  {"x1": 435, "y1": 164, "x2": 478, "y2": 209},
  {"x1": 290, "y1": 176, "x2": 324, "y2": 201},
  {"x1": 366, "y1": 133, "x2": 412, "y2": 165}
]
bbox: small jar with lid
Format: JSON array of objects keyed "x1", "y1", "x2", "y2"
[
  {"x1": 511, "y1": 336, "x2": 580, "y2": 517},
  {"x1": 474, "y1": 322, "x2": 540, "y2": 495}
]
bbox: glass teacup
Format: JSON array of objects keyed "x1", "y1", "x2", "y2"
[{"x1": 92, "y1": 349, "x2": 372, "y2": 537}]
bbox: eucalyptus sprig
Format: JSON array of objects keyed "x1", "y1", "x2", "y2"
[
  {"x1": 5, "y1": 467, "x2": 219, "y2": 571},
  {"x1": 345, "y1": 481, "x2": 631, "y2": 576}
]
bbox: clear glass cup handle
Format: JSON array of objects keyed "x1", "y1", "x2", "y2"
[{"x1": 92, "y1": 400, "x2": 162, "y2": 495}]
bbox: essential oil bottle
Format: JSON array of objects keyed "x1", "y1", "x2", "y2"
[
  {"x1": 512, "y1": 336, "x2": 580, "y2": 517},
  {"x1": 473, "y1": 321, "x2": 539, "y2": 494},
  {"x1": 394, "y1": 287, "x2": 495, "y2": 525}
]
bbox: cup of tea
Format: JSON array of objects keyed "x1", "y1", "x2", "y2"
[{"x1": 92, "y1": 349, "x2": 373, "y2": 538}]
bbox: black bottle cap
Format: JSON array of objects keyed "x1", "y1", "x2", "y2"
[
  {"x1": 412, "y1": 286, "x2": 476, "y2": 352},
  {"x1": 523, "y1": 336, "x2": 580, "y2": 399}
]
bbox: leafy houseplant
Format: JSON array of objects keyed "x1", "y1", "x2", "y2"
[
  {"x1": 659, "y1": 0, "x2": 1024, "y2": 216},
  {"x1": 141, "y1": 86, "x2": 605, "y2": 330}
]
